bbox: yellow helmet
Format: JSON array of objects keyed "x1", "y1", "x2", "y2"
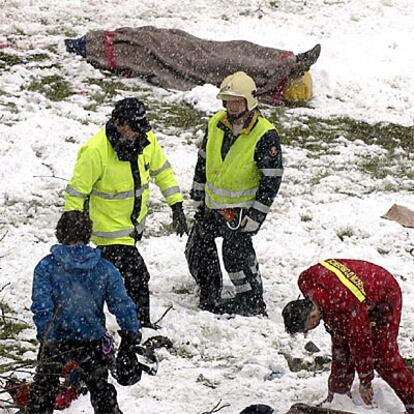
[{"x1": 217, "y1": 71, "x2": 258, "y2": 111}]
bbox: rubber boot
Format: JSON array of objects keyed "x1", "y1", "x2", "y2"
[
  {"x1": 295, "y1": 44, "x2": 321, "y2": 73},
  {"x1": 236, "y1": 293, "x2": 268, "y2": 317}
]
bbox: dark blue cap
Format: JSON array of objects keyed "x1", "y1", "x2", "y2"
[{"x1": 112, "y1": 98, "x2": 151, "y2": 133}]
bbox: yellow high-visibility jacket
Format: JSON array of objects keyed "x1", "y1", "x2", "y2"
[
  {"x1": 65, "y1": 127, "x2": 183, "y2": 246},
  {"x1": 205, "y1": 111, "x2": 275, "y2": 209}
]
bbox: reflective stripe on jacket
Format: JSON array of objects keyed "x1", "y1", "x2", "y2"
[
  {"x1": 205, "y1": 111, "x2": 275, "y2": 209},
  {"x1": 65, "y1": 128, "x2": 183, "y2": 246}
]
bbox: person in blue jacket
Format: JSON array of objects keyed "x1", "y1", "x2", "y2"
[{"x1": 27, "y1": 210, "x2": 141, "y2": 414}]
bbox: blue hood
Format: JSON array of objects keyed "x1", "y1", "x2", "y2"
[{"x1": 50, "y1": 244, "x2": 101, "y2": 271}]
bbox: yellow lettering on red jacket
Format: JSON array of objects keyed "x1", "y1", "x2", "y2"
[{"x1": 320, "y1": 259, "x2": 366, "y2": 303}]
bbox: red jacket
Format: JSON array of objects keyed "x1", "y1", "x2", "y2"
[{"x1": 298, "y1": 259, "x2": 401, "y2": 386}]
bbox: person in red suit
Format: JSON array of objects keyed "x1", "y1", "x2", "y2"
[{"x1": 282, "y1": 259, "x2": 414, "y2": 413}]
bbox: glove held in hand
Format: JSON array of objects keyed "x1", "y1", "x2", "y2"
[
  {"x1": 171, "y1": 202, "x2": 188, "y2": 236},
  {"x1": 240, "y1": 215, "x2": 261, "y2": 233}
]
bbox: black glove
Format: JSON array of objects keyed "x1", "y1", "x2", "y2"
[
  {"x1": 113, "y1": 331, "x2": 143, "y2": 386},
  {"x1": 114, "y1": 351, "x2": 142, "y2": 386},
  {"x1": 118, "y1": 331, "x2": 142, "y2": 354},
  {"x1": 240, "y1": 207, "x2": 265, "y2": 234},
  {"x1": 193, "y1": 200, "x2": 205, "y2": 222},
  {"x1": 171, "y1": 202, "x2": 188, "y2": 237}
]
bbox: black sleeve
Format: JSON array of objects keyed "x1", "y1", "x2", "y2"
[
  {"x1": 190, "y1": 127, "x2": 208, "y2": 202},
  {"x1": 248, "y1": 129, "x2": 283, "y2": 224}
]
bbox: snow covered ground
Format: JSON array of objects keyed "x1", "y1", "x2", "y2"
[{"x1": 0, "y1": 1, "x2": 413, "y2": 413}]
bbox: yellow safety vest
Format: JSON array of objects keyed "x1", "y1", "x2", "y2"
[
  {"x1": 205, "y1": 111, "x2": 275, "y2": 209},
  {"x1": 64, "y1": 128, "x2": 182, "y2": 246}
]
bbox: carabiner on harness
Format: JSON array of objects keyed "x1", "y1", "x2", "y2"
[{"x1": 226, "y1": 210, "x2": 243, "y2": 231}]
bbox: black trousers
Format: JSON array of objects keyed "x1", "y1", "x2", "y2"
[
  {"x1": 27, "y1": 341, "x2": 121, "y2": 414},
  {"x1": 100, "y1": 244, "x2": 151, "y2": 325},
  {"x1": 185, "y1": 209, "x2": 266, "y2": 315}
]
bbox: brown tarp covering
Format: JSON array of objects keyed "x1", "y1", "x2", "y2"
[
  {"x1": 382, "y1": 204, "x2": 414, "y2": 228},
  {"x1": 85, "y1": 26, "x2": 311, "y2": 104}
]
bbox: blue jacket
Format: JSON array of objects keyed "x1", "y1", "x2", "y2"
[{"x1": 31, "y1": 244, "x2": 140, "y2": 342}]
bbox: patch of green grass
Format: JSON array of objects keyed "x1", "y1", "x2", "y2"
[
  {"x1": 6, "y1": 101, "x2": 19, "y2": 114},
  {"x1": 14, "y1": 28, "x2": 26, "y2": 36},
  {"x1": 27, "y1": 74, "x2": 74, "y2": 101},
  {"x1": 0, "y1": 301, "x2": 33, "y2": 363},
  {"x1": 267, "y1": 111, "x2": 414, "y2": 152},
  {"x1": 46, "y1": 28, "x2": 64, "y2": 36},
  {"x1": 84, "y1": 93, "x2": 106, "y2": 112},
  {"x1": 65, "y1": 136, "x2": 78, "y2": 144},
  {"x1": 149, "y1": 102, "x2": 206, "y2": 132},
  {"x1": 1, "y1": 50, "x2": 55, "y2": 71},
  {"x1": 27, "y1": 53, "x2": 50, "y2": 63},
  {"x1": 0, "y1": 303, "x2": 30, "y2": 340},
  {"x1": 84, "y1": 78, "x2": 136, "y2": 111},
  {"x1": 336, "y1": 226, "x2": 354, "y2": 241},
  {"x1": 404, "y1": 358, "x2": 414, "y2": 371},
  {"x1": 358, "y1": 149, "x2": 414, "y2": 182},
  {"x1": 265, "y1": 110, "x2": 413, "y2": 183},
  {"x1": 239, "y1": 9, "x2": 251, "y2": 16},
  {"x1": 145, "y1": 222, "x2": 175, "y2": 238},
  {"x1": 0, "y1": 302, "x2": 13, "y2": 314},
  {"x1": 173, "y1": 286, "x2": 191, "y2": 295},
  {"x1": 196, "y1": 373, "x2": 219, "y2": 388},
  {"x1": 308, "y1": 170, "x2": 332, "y2": 186},
  {"x1": 0, "y1": 346, "x2": 25, "y2": 360},
  {"x1": 300, "y1": 213, "x2": 312, "y2": 222},
  {"x1": 0, "y1": 51, "x2": 25, "y2": 69},
  {"x1": 359, "y1": 155, "x2": 389, "y2": 179},
  {"x1": 64, "y1": 29, "x2": 78, "y2": 38},
  {"x1": 377, "y1": 247, "x2": 390, "y2": 255},
  {"x1": 0, "y1": 320, "x2": 29, "y2": 340},
  {"x1": 87, "y1": 78, "x2": 132, "y2": 95},
  {"x1": 344, "y1": 119, "x2": 413, "y2": 152},
  {"x1": 46, "y1": 44, "x2": 58, "y2": 54}
]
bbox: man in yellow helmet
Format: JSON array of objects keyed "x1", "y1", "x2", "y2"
[
  {"x1": 186, "y1": 72, "x2": 283, "y2": 316},
  {"x1": 65, "y1": 98, "x2": 188, "y2": 329}
]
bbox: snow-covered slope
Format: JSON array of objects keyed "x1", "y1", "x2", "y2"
[{"x1": 0, "y1": 1, "x2": 413, "y2": 413}]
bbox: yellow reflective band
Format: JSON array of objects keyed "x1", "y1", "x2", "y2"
[{"x1": 320, "y1": 259, "x2": 366, "y2": 303}]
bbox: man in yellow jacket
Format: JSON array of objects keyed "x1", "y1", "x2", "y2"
[
  {"x1": 65, "y1": 98, "x2": 187, "y2": 328},
  {"x1": 186, "y1": 72, "x2": 283, "y2": 316}
]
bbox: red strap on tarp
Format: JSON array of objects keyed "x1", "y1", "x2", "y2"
[
  {"x1": 280, "y1": 50, "x2": 294, "y2": 60},
  {"x1": 271, "y1": 77, "x2": 289, "y2": 104},
  {"x1": 271, "y1": 50, "x2": 294, "y2": 104},
  {"x1": 103, "y1": 31, "x2": 117, "y2": 71}
]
